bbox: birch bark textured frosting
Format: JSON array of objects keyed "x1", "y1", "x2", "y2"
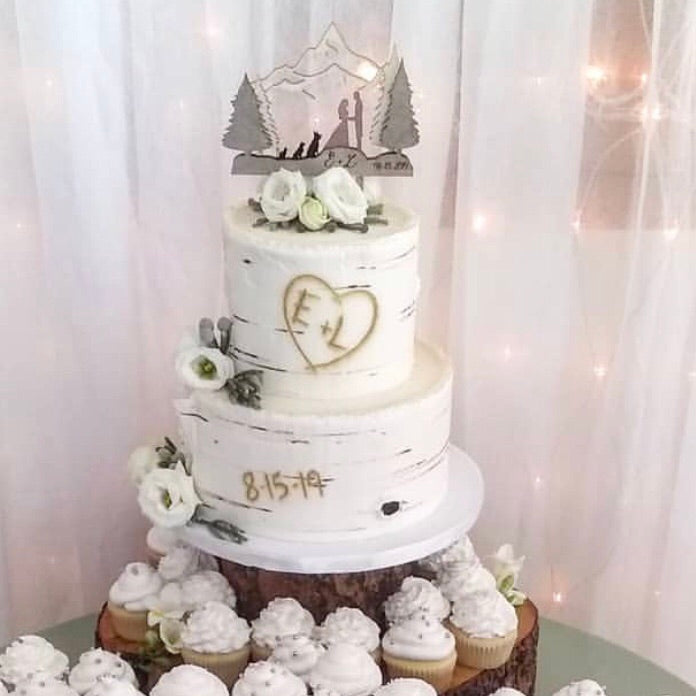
[{"x1": 223, "y1": 203, "x2": 418, "y2": 401}]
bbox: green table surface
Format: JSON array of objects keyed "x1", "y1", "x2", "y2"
[{"x1": 38, "y1": 614, "x2": 695, "y2": 696}]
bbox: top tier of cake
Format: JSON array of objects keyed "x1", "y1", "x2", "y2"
[{"x1": 224, "y1": 203, "x2": 419, "y2": 402}]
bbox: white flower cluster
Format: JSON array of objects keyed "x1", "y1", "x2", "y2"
[{"x1": 258, "y1": 168, "x2": 369, "y2": 230}]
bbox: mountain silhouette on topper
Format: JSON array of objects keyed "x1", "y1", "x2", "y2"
[{"x1": 222, "y1": 23, "x2": 418, "y2": 179}]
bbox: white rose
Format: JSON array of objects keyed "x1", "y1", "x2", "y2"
[
  {"x1": 260, "y1": 168, "x2": 307, "y2": 222},
  {"x1": 138, "y1": 464, "x2": 201, "y2": 528},
  {"x1": 175, "y1": 347, "x2": 233, "y2": 391},
  {"x1": 298, "y1": 196, "x2": 330, "y2": 231},
  {"x1": 127, "y1": 445, "x2": 160, "y2": 486},
  {"x1": 313, "y1": 168, "x2": 367, "y2": 224},
  {"x1": 488, "y1": 544, "x2": 525, "y2": 586}
]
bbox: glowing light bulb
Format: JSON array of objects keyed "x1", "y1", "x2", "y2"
[
  {"x1": 503, "y1": 345, "x2": 512, "y2": 362},
  {"x1": 45, "y1": 78, "x2": 54, "y2": 88},
  {"x1": 356, "y1": 61, "x2": 378, "y2": 82},
  {"x1": 663, "y1": 222, "x2": 679, "y2": 241},
  {"x1": 533, "y1": 75, "x2": 545, "y2": 87},
  {"x1": 15, "y1": 222, "x2": 23, "y2": 230},
  {"x1": 654, "y1": 589, "x2": 661, "y2": 597},
  {"x1": 572, "y1": 212, "x2": 581, "y2": 233},
  {"x1": 640, "y1": 72, "x2": 649, "y2": 87},
  {"x1": 584, "y1": 65, "x2": 607, "y2": 87},
  {"x1": 472, "y1": 212, "x2": 487, "y2": 235},
  {"x1": 533, "y1": 476, "x2": 543, "y2": 489},
  {"x1": 552, "y1": 591, "x2": 564, "y2": 604},
  {"x1": 593, "y1": 364, "x2": 607, "y2": 379},
  {"x1": 641, "y1": 104, "x2": 663, "y2": 122}
]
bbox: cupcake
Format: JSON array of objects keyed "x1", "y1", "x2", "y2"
[
  {"x1": 149, "y1": 664, "x2": 229, "y2": 696},
  {"x1": 232, "y1": 660, "x2": 307, "y2": 696},
  {"x1": 270, "y1": 634, "x2": 325, "y2": 682},
  {"x1": 0, "y1": 635, "x2": 69, "y2": 687},
  {"x1": 490, "y1": 689, "x2": 527, "y2": 696},
  {"x1": 157, "y1": 542, "x2": 218, "y2": 582},
  {"x1": 552, "y1": 680, "x2": 607, "y2": 696},
  {"x1": 251, "y1": 598, "x2": 315, "y2": 660},
  {"x1": 420, "y1": 537, "x2": 478, "y2": 575},
  {"x1": 374, "y1": 678, "x2": 438, "y2": 696},
  {"x1": 68, "y1": 649, "x2": 137, "y2": 694},
  {"x1": 436, "y1": 565, "x2": 497, "y2": 604},
  {"x1": 180, "y1": 601, "x2": 251, "y2": 686},
  {"x1": 447, "y1": 589, "x2": 518, "y2": 669},
  {"x1": 316, "y1": 608, "x2": 381, "y2": 661},
  {"x1": 14, "y1": 675, "x2": 78, "y2": 696},
  {"x1": 85, "y1": 678, "x2": 146, "y2": 696},
  {"x1": 381, "y1": 613, "x2": 455, "y2": 693},
  {"x1": 384, "y1": 577, "x2": 450, "y2": 626},
  {"x1": 146, "y1": 526, "x2": 180, "y2": 564},
  {"x1": 179, "y1": 570, "x2": 236, "y2": 610},
  {"x1": 107, "y1": 562, "x2": 163, "y2": 642},
  {"x1": 308, "y1": 643, "x2": 382, "y2": 696}
]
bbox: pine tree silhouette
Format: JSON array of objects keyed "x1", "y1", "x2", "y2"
[
  {"x1": 222, "y1": 74, "x2": 272, "y2": 154},
  {"x1": 378, "y1": 60, "x2": 419, "y2": 153},
  {"x1": 370, "y1": 48, "x2": 400, "y2": 147}
]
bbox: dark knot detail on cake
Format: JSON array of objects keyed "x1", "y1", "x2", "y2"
[{"x1": 380, "y1": 500, "x2": 402, "y2": 516}]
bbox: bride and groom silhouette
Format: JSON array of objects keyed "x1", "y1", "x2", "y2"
[{"x1": 324, "y1": 91, "x2": 364, "y2": 151}]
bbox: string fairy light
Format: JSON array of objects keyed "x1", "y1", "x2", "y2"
[
  {"x1": 502, "y1": 345, "x2": 512, "y2": 362},
  {"x1": 533, "y1": 475, "x2": 543, "y2": 490},
  {"x1": 663, "y1": 221, "x2": 679, "y2": 241},
  {"x1": 471, "y1": 212, "x2": 487, "y2": 235},
  {"x1": 552, "y1": 591, "x2": 564, "y2": 604},
  {"x1": 584, "y1": 64, "x2": 608, "y2": 88},
  {"x1": 593, "y1": 364, "x2": 608, "y2": 379}
]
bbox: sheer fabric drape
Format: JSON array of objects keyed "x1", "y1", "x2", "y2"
[{"x1": 2, "y1": 0, "x2": 696, "y2": 685}]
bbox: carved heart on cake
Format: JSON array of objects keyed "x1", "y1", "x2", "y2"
[{"x1": 283, "y1": 274, "x2": 378, "y2": 369}]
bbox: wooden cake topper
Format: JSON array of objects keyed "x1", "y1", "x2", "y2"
[{"x1": 222, "y1": 24, "x2": 419, "y2": 179}]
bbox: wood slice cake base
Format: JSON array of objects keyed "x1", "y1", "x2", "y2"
[{"x1": 95, "y1": 600, "x2": 538, "y2": 695}]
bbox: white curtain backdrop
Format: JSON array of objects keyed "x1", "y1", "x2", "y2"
[{"x1": 2, "y1": 0, "x2": 696, "y2": 685}]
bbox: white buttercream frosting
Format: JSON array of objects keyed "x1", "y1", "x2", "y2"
[
  {"x1": 450, "y1": 590, "x2": 518, "y2": 638},
  {"x1": 374, "y1": 678, "x2": 437, "y2": 696},
  {"x1": 489, "y1": 689, "x2": 527, "y2": 696},
  {"x1": 68, "y1": 649, "x2": 137, "y2": 694},
  {"x1": 157, "y1": 543, "x2": 218, "y2": 581},
  {"x1": 180, "y1": 570, "x2": 235, "y2": 610},
  {"x1": 270, "y1": 635, "x2": 325, "y2": 682},
  {"x1": 308, "y1": 643, "x2": 382, "y2": 696},
  {"x1": 316, "y1": 608, "x2": 380, "y2": 653},
  {"x1": 251, "y1": 598, "x2": 315, "y2": 649},
  {"x1": 108, "y1": 563, "x2": 163, "y2": 611},
  {"x1": 421, "y1": 536, "x2": 478, "y2": 574},
  {"x1": 231, "y1": 660, "x2": 307, "y2": 696},
  {"x1": 384, "y1": 577, "x2": 449, "y2": 625},
  {"x1": 84, "y1": 678, "x2": 145, "y2": 696},
  {"x1": 551, "y1": 680, "x2": 607, "y2": 696},
  {"x1": 0, "y1": 636, "x2": 69, "y2": 686},
  {"x1": 181, "y1": 601, "x2": 250, "y2": 653},
  {"x1": 382, "y1": 613, "x2": 455, "y2": 661},
  {"x1": 149, "y1": 665, "x2": 228, "y2": 696},
  {"x1": 436, "y1": 565, "x2": 497, "y2": 604},
  {"x1": 146, "y1": 526, "x2": 180, "y2": 557},
  {"x1": 14, "y1": 675, "x2": 78, "y2": 696}
]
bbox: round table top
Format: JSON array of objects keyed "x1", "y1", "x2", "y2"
[{"x1": 36, "y1": 613, "x2": 695, "y2": 696}]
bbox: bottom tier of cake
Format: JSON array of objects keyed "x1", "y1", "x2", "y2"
[{"x1": 95, "y1": 601, "x2": 537, "y2": 695}]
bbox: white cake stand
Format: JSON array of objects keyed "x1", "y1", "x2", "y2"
[{"x1": 181, "y1": 445, "x2": 483, "y2": 574}]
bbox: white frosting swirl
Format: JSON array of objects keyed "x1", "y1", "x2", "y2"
[
  {"x1": 384, "y1": 577, "x2": 449, "y2": 625},
  {"x1": 0, "y1": 635, "x2": 69, "y2": 686},
  {"x1": 450, "y1": 589, "x2": 518, "y2": 638},
  {"x1": 251, "y1": 598, "x2": 315, "y2": 649},
  {"x1": 552, "y1": 680, "x2": 607, "y2": 696},
  {"x1": 308, "y1": 643, "x2": 382, "y2": 696},
  {"x1": 489, "y1": 689, "x2": 527, "y2": 696},
  {"x1": 421, "y1": 537, "x2": 478, "y2": 574},
  {"x1": 108, "y1": 563, "x2": 163, "y2": 611},
  {"x1": 316, "y1": 608, "x2": 380, "y2": 653},
  {"x1": 181, "y1": 601, "x2": 250, "y2": 653},
  {"x1": 85, "y1": 678, "x2": 145, "y2": 696},
  {"x1": 374, "y1": 679, "x2": 437, "y2": 696},
  {"x1": 150, "y1": 665, "x2": 228, "y2": 696},
  {"x1": 68, "y1": 649, "x2": 137, "y2": 694},
  {"x1": 179, "y1": 570, "x2": 235, "y2": 610},
  {"x1": 231, "y1": 660, "x2": 307, "y2": 696},
  {"x1": 14, "y1": 675, "x2": 78, "y2": 696},
  {"x1": 436, "y1": 565, "x2": 497, "y2": 604},
  {"x1": 146, "y1": 526, "x2": 180, "y2": 556},
  {"x1": 382, "y1": 613, "x2": 454, "y2": 661},
  {"x1": 158, "y1": 543, "x2": 218, "y2": 581},
  {"x1": 270, "y1": 635, "x2": 325, "y2": 682}
]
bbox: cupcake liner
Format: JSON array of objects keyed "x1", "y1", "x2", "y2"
[
  {"x1": 107, "y1": 601, "x2": 148, "y2": 643},
  {"x1": 251, "y1": 640, "x2": 273, "y2": 661},
  {"x1": 181, "y1": 645, "x2": 250, "y2": 686},
  {"x1": 446, "y1": 621, "x2": 517, "y2": 669},
  {"x1": 382, "y1": 650, "x2": 456, "y2": 694}
]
